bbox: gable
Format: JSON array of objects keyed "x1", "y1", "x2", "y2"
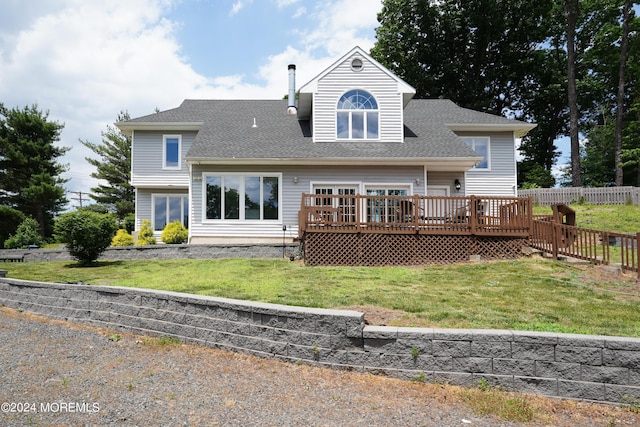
[{"x1": 297, "y1": 46, "x2": 415, "y2": 121}]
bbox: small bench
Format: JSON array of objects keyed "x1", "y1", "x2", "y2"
[{"x1": 0, "y1": 255, "x2": 24, "y2": 263}]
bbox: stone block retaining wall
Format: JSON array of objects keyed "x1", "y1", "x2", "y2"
[{"x1": 1, "y1": 277, "x2": 639, "y2": 405}]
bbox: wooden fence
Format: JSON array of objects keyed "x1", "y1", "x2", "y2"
[
  {"x1": 519, "y1": 186, "x2": 640, "y2": 205},
  {"x1": 530, "y1": 219, "x2": 640, "y2": 278}
]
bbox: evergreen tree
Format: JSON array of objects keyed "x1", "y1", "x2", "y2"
[
  {"x1": 81, "y1": 111, "x2": 133, "y2": 218},
  {"x1": 0, "y1": 103, "x2": 69, "y2": 238}
]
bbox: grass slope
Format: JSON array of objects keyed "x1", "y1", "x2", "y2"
[
  {"x1": 3, "y1": 257, "x2": 639, "y2": 337},
  {"x1": 533, "y1": 203, "x2": 640, "y2": 233}
]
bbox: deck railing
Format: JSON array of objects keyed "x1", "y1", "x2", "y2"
[
  {"x1": 530, "y1": 220, "x2": 640, "y2": 278},
  {"x1": 298, "y1": 194, "x2": 532, "y2": 237}
]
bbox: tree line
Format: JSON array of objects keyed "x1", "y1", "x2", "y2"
[{"x1": 371, "y1": 0, "x2": 639, "y2": 188}]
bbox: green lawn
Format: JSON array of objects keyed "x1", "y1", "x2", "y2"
[
  {"x1": 533, "y1": 203, "x2": 640, "y2": 233},
  {"x1": 3, "y1": 257, "x2": 639, "y2": 338}
]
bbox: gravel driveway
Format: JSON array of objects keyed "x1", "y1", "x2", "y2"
[{"x1": 1, "y1": 307, "x2": 639, "y2": 427}]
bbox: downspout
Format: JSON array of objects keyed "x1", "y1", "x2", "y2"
[
  {"x1": 187, "y1": 162, "x2": 193, "y2": 244},
  {"x1": 422, "y1": 165, "x2": 427, "y2": 195}
]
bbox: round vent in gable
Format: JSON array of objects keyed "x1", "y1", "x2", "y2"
[{"x1": 351, "y1": 58, "x2": 363, "y2": 72}]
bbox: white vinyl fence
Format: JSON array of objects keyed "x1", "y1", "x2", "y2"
[{"x1": 519, "y1": 186, "x2": 640, "y2": 206}]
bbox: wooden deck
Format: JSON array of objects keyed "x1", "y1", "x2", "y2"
[{"x1": 298, "y1": 194, "x2": 532, "y2": 238}]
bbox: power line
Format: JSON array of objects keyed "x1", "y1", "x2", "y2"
[{"x1": 69, "y1": 191, "x2": 88, "y2": 208}]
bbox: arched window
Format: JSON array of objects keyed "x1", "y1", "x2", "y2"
[{"x1": 336, "y1": 90, "x2": 379, "y2": 139}]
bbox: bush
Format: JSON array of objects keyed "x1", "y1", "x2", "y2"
[
  {"x1": 161, "y1": 221, "x2": 188, "y2": 244},
  {"x1": 4, "y1": 217, "x2": 43, "y2": 249},
  {"x1": 0, "y1": 206, "x2": 26, "y2": 248},
  {"x1": 111, "y1": 229, "x2": 134, "y2": 247},
  {"x1": 123, "y1": 213, "x2": 135, "y2": 234},
  {"x1": 54, "y1": 210, "x2": 118, "y2": 264},
  {"x1": 136, "y1": 219, "x2": 156, "y2": 246}
]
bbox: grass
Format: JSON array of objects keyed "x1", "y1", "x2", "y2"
[
  {"x1": 142, "y1": 336, "x2": 182, "y2": 347},
  {"x1": 2, "y1": 257, "x2": 640, "y2": 337},
  {"x1": 533, "y1": 203, "x2": 640, "y2": 234},
  {"x1": 458, "y1": 378, "x2": 534, "y2": 422}
]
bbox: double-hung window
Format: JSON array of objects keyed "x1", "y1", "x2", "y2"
[
  {"x1": 163, "y1": 135, "x2": 181, "y2": 170},
  {"x1": 205, "y1": 174, "x2": 280, "y2": 221},
  {"x1": 463, "y1": 137, "x2": 490, "y2": 170},
  {"x1": 336, "y1": 89, "x2": 379, "y2": 139}
]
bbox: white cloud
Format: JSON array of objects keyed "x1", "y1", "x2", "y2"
[
  {"x1": 298, "y1": 0, "x2": 381, "y2": 56},
  {"x1": 230, "y1": 0, "x2": 254, "y2": 16},
  {"x1": 292, "y1": 7, "x2": 307, "y2": 18},
  {"x1": 0, "y1": 0, "x2": 205, "y2": 202},
  {"x1": 276, "y1": 0, "x2": 300, "y2": 7},
  {"x1": 0, "y1": 0, "x2": 383, "y2": 205}
]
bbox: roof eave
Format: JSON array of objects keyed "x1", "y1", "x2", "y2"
[
  {"x1": 186, "y1": 156, "x2": 481, "y2": 171},
  {"x1": 116, "y1": 122, "x2": 203, "y2": 136},
  {"x1": 447, "y1": 123, "x2": 537, "y2": 138}
]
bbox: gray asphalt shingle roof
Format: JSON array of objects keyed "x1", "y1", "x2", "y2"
[{"x1": 122, "y1": 99, "x2": 531, "y2": 161}]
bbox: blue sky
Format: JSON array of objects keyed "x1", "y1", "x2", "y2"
[{"x1": 0, "y1": 0, "x2": 381, "y2": 205}]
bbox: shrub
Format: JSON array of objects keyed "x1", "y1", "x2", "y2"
[
  {"x1": 161, "y1": 221, "x2": 188, "y2": 244},
  {"x1": 123, "y1": 213, "x2": 135, "y2": 234},
  {"x1": 54, "y1": 210, "x2": 118, "y2": 264},
  {"x1": 0, "y1": 206, "x2": 26, "y2": 248},
  {"x1": 136, "y1": 219, "x2": 156, "y2": 246},
  {"x1": 111, "y1": 229, "x2": 134, "y2": 247},
  {"x1": 4, "y1": 217, "x2": 43, "y2": 249}
]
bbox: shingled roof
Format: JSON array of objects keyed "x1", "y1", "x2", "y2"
[{"x1": 118, "y1": 98, "x2": 534, "y2": 165}]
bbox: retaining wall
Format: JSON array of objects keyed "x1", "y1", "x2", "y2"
[
  {"x1": 0, "y1": 243, "x2": 301, "y2": 263},
  {"x1": 1, "y1": 278, "x2": 639, "y2": 405}
]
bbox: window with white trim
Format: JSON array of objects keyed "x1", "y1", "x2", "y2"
[
  {"x1": 163, "y1": 135, "x2": 181, "y2": 170},
  {"x1": 463, "y1": 137, "x2": 490, "y2": 170},
  {"x1": 336, "y1": 90, "x2": 379, "y2": 139},
  {"x1": 153, "y1": 194, "x2": 189, "y2": 231},
  {"x1": 205, "y1": 174, "x2": 280, "y2": 221}
]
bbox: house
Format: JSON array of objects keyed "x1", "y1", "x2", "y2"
[{"x1": 117, "y1": 46, "x2": 536, "y2": 244}]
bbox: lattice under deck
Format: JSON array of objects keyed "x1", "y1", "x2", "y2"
[{"x1": 303, "y1": 232, "x2": 527, "y2": 266}]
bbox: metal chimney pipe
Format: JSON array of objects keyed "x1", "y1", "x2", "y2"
[{"x1": 287, "y1": 64, "x2": 297, "y2": 115}]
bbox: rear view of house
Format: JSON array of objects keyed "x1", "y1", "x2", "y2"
[{"x1": 117, "y1": 46, "x2": 535, "y2": 245}]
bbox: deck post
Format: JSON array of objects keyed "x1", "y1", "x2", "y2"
[
  {"x1": 469, "y1": 195, "x2": 476, "y2": 234},
  {"x1": 637, "y1": 232, "x2": 640, "y2": 279},
  {"x1": 413, "y1": 194, "x2": 420, "y2": 230},
  {"x1": 551, "y1": 222, "x2": 559, "y2": 259}
]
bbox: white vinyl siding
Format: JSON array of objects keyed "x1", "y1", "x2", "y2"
[
  {"x1": 312, "y1": 55, "x2": 404, "y2": 143},
  {"x1": 131, "y1": 130, "x2": 196, "y2": 187},
  {"x1": 459, "y1": 132, "x2": 518, "y2": 196}
]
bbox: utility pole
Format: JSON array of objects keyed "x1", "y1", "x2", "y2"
[{"x1": 69, "y1": 191, "x2": 87, "y2": 208}]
